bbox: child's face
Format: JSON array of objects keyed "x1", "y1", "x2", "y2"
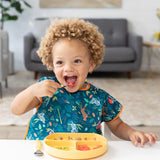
[{"x1": 52, "y1": 39, "x2": 95, "y2": 93}]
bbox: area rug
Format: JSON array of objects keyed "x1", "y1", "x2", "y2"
[{"x1": 0, "y1": 71, "x2": 160, "y2": 126}]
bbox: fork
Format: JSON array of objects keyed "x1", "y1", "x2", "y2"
[{"x1": 34, "y1": 140, "x2": 44, "y2": 156}]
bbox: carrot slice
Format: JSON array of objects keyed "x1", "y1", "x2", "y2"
[
  {"x1": 77, "y1": 145, "x2": 90, "y2": 151},
  {"x1": 93, "y1": 145, "x2": 103, "y2": 149}
]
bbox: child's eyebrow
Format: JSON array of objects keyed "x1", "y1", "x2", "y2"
[
  {"x1": 55, "y1": 55, "x2": 84, "y2": 60},
  {"x1": 74, "y1": 55, "x2": 83, "y2": 58},
  {"x1": 55, "y1": 56, "x2": 63, "y2": 59}
]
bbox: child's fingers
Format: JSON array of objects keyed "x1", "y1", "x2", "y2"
[
  {"x1": 151, "y1": 133, "x2": 158, "y2": 141},
  {"x1": 44, "y1": 80, "x2": 61, "y2": 88},
  {"x1": 130, "y1": 131, "x2": 157, "y2": 147},
  {"x1": 144, "y1": 133, "x2": 157, "y2": 144},
  {"x1": 130, "y1": 136, "x2": 138, "y2": 146},
  {"x1": 144, "y1": 133, "x2": 153, "y2": 145},
  {"x1": 138, "y1": 134, "x2": 146, "y2": 147},
  {"x1": 132, "y1": 132, "x2": 145, "y2": 147},
  {"x1": 152, "y1": 133, "x2": 158, "y2": 141},
  {"x1": 46, "y1": 81, "x2": 61, "y2": 97},
  {"x1": 47, "y1": 88, "x2": 58, "y2": 97},
  {"x1": 37, "y1": 80, "x2": 61, "y2": 97}
]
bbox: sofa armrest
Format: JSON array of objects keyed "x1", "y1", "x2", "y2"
[
  {"x1": 0, "y1": 30, "x2": 9, "y2": 81},
  {"x1": 128, "y1": 34, "x2": 143, "y2": 69},
  {"x1": 24, "y1": 33, "x2": 36, "y2": 69}
]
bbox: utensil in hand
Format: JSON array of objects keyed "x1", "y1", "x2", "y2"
[
  {"x1": 60, "y1": 84, "x2": 66, "y2": 88},
  {"x1": 34, "y1": 140, "x2": 44, "y2": 156}
]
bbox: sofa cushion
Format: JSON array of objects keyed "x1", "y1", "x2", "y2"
[
  {"x1": 85, "y1": 18, "x2": 127, "y2": 47},
  {"x1": 103, "y1": 47, "x2": 136, "y2": 63},
  {"x1": 31, "y1": 48, "x2": 42, "y2": 62},
  {"x1": 30, "y1": 18, "x2": 50, "y2": 43}
]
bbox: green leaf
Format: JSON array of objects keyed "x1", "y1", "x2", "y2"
[
  {"x1": 0, "y1": 0, "x2": 31, "y2": 25},
  {"x1": 1, "y1": 0, "x2": 15, "y2": 4},
  {"x1": 3, "y1": 8, "x2": 10, "y2": 12},
  {"x1": 84, "y1": 98, "x2": 89, "y2": 103},
  {"x1": 0, "y1": 3, "x2": 7, "y2": 9},
  {"x1": 0, "y1": 4, "x2": 4, "y2": 8},
  {"x1": 23, "y1": 1, "x2": 32, "y2": 8},
  {"x1": 3, "y1": 0, "x2": 12, "y2": 2},
  {"x1": 0, "y1": 4, "x2": 10, "y2": 12},
  {"x1": 1, "y1": 14, "x2": 18, "y2": 22},
  {"x1": 66, "y1": 113, "x2": 71, "y2": 117},
  {"x1": 39, "y1": 124, "x2": 42, "y2": 129},
  {"x1": 86, "y1": 91, "x2": 90, "y2": 96},
  {"x1": 11, "y1": 2, "x2": 23, "y2": 13}
]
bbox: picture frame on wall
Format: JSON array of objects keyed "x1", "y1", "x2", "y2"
[{"x1": 39, "y1": 0, "x2": 122, "y2": 8}]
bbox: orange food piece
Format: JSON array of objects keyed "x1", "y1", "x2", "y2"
[
  {"x1": 69, "y1": 82, "x2": 73, "y2": 85},
  {"x1": 77, "y1": 145, "x2": 90, "y2": 151},
  {"x1": 68, "y1": 81, "x2": 75, "y2": 87},
  {"x1": 93, "y1": 145, "x2": 103, "y2": 149}
]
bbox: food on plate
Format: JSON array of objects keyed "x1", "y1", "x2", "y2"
[
  {"x1": 77, "y1": 145, "x2": 90, "y2": 151},
  {"x1": 56, "y1": 146, "x2": 69, "y2": 151},
  {"x1": 93, "y1": 145, "x2": 103, "y2": 149},
  {"x1": 76, "y1": 137, "x2": 82, "y2": 140}
]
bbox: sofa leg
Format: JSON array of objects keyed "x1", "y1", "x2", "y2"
[
  {"x1": 34, "y1": 71, "x2": 38, "y2": 80},
  {"x1": 127, "y1": 72, "x2": 131, "y2": 79},
  {"x1": 5, "y1": 78, "x2": 8, "y2": 88},
  {"x1": 0, "y1": 83, "x2": 2, "y2": 98}
]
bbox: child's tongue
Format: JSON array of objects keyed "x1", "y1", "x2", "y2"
[{"x1": 65, "y1": 76, "x2": 77, "y2": 88}]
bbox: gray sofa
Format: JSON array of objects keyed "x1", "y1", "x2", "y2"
[
  {"x1": 0, "y1": 30, "x2": 9, "y2": 98},
  {"x1": 24, "y1": 18, "x2": 143, "y2": 79}
]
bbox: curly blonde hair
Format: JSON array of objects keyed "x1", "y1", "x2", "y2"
[{"x1": 37, "y1": 18, "x2": 105, "y2": 70}]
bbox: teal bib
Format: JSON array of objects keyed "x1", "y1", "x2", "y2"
[{"x1": 24, "y1": 77, "x2": 122, "y2": 140}]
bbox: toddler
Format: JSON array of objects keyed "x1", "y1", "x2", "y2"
[{"x1": 11, "y1": 18, "x2": 157, "y2": 146}]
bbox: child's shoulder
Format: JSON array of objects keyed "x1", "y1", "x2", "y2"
[
  {"x1": 89, "y1": 83, "x2": 121, "y2": 104},
  {"x1": 38, "y1": 76, "x2": 57, "y2": 82},
  {"x1": 89, "y1": 83, "x2": 110, "y2": 96}
]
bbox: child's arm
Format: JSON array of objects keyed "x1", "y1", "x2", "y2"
[
  {"x1": 107, "y1": 117, "x2": 157, "y2": 147},
  {"x1": 11, "y1": 80, "x2": 61, "y2": 115}
]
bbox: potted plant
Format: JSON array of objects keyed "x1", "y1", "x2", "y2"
[
  {"x1": 0, "y1": 0, "x2": 31, "y2": 30},
  {"x1": 154, "y1": 8, "x2": 160, "y2": 42}
]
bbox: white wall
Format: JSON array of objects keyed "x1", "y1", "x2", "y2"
[{"x1": 4, "y1": 0, "x2": 160, "y2": 71}]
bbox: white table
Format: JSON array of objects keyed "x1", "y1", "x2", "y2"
[{"x1": 0, "y1": 140, "x2": 160, "y2": 160}]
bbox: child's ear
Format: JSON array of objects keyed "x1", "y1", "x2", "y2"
[{"x1": 89, "y1": 63, "x2": 96, "y2": 73}]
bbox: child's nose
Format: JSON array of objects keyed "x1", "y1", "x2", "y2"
[{"x1": 64, "y1": 63, "x2": 74, "y2": 72}]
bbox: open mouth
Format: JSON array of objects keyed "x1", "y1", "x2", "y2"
[{"x1": 64, "y1": 76, "x2": 77, "y2": 88}]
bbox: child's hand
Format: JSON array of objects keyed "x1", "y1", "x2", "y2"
[
  {"x1": 129, "y1": 130, "x2": 157, "y2": 147},
  {"x1": 30, "y1": 80, "x2": 61, "y2": 98}
]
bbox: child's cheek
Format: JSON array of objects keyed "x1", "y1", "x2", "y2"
[{"x1": 54, "y1": 68, "x2": 62, "y2": 78}]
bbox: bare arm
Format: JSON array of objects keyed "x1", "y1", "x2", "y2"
[
  {"x1": 11, "y1": 80, "x2": 61, "y2": 115},
  {"x1": 11, "y1": 85, "x2": 40, "y2": 115},
  {"x1": 107, "y1": 117, "x2": 157, "y2": 146},
  {"x1": 107, "y1": 117, "x2": 133, "y2": 141}
]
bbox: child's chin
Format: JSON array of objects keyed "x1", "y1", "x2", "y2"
[{"x1": 65, "y1": 86, "x2": 79, "y2": 93}]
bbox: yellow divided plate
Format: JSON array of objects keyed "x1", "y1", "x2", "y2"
[{"x1": 44, "y1": 133, "x2": 108, "y2": 159}]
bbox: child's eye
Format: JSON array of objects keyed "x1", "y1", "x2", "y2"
[
  {"x1": 56, "y1": 61, "x2": 63, "y2": 65},
  {"x1": 74, "y1": 59, "x2": 81, "y2": 63}
]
